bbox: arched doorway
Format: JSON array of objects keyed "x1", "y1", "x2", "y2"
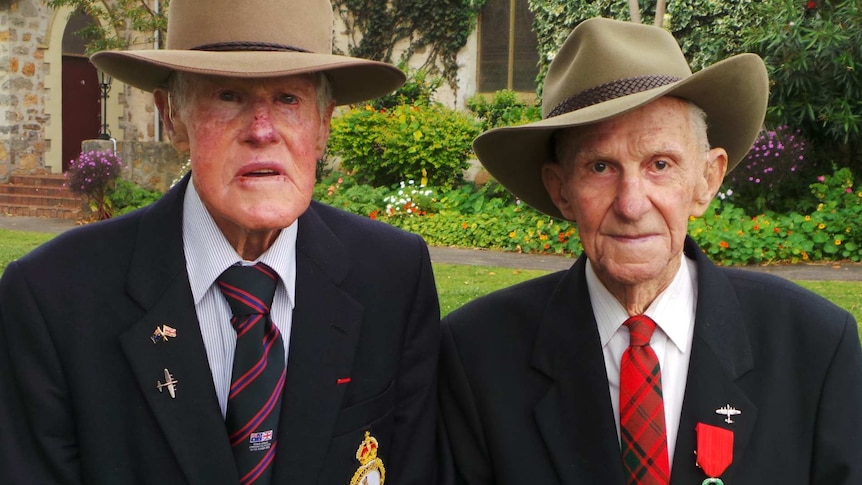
[{"x1": 60, "y1": 11, "x2": 101, "y2": 171}]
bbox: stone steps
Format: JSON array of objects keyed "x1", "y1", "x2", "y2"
[{"x1": 0, "y1": 174, "x2": 84, "y2": 220}]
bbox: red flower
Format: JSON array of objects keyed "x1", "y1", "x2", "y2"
[
  {"x1": 720, "y1": 241, "x2": 730, "y2": 249},
  {"x1": 369, "y1": 210, "x2": 379, "y2": 220}
]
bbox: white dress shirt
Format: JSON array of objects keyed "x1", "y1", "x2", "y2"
[
  {"x1": 182, "y1": 182, "x2": 297, "y2": 417},
  {"x1": 586, "y1": 255, "x2": 698, "y2": 467}
]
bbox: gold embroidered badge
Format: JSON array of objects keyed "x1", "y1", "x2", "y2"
[{"x1": 349, "y1": 431, "x2": 386, "y2": 485}]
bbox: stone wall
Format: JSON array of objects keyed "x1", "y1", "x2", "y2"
[
  {"x1": 0, "y1": 0, "x2": 50, "y2": 179},
  {"x1": 82, "y1": 139, "x2": 187, "y2": 193}
]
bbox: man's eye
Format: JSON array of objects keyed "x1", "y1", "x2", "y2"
[
  {"x1": 218, "y1": 91, "x2": 238, "y2": 102},
  {"x1": 654, "y1": 159, "x2": 669, "y2": 170},
  {"x1": 591, "y1": 162, "x2": 608, "y2": 173},
  {"x1": 277, "y1": 94, "x2": 298, "y2": 104}
]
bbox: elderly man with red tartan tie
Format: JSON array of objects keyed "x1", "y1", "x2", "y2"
[{"x1": 438, "y1": 17, "x2": 862, "y2": 485}]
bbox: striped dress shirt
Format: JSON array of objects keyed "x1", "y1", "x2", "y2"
[{"x1": 182, "y1": 182, "x2": 296, "y2": 417}]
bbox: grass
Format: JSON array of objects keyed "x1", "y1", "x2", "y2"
[
  {"x1": 2, "y1": 228, "x2": 861, "y2": 341},
  {"x1": 0, "y1": 229, "x2": 54, "y2": 273}
]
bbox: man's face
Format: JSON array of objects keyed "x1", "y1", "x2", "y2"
[
  {"x1": 543, "y1": 97, "x2": 726, "y2": 293},
  {"x1": 167, "y1": 74, "x2": 334, "y2": 239}
]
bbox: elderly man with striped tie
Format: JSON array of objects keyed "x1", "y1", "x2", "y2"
[
  {"x1": 438, "y1": 17, "x2": 862, "y2": 485},
  {"x1": 0, "y1": 1, "x2": 439, "y2": 484}
]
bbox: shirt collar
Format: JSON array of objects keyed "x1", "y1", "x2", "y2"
[
  {"x1": 588, "y1": 253, "x2": 697, "y2": 353},
  {"x1": 182, "y1": 181, "x2": 297, "y2": 308}
]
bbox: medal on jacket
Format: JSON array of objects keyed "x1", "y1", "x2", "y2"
[
  {"x1": 696, "y1": 423, "x2": 733, "y2": 485},
  {"x1": 350, "y1": 431, "x2": 385, "y2": 485}
]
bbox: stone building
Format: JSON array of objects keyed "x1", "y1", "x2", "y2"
[{"x1": 0, "y1": 0, "x2": 538, "y2": 191}]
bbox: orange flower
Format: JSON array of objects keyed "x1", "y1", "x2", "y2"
[
  {"x1": 461, "y1": 222, "x2": 469, "y2": 230},
  {"x1": 369, "y1": 210, "x2": 379, "y2": 220},
  {"x1": 719, "y1": 241, "x2": 729, "y2": 249}
]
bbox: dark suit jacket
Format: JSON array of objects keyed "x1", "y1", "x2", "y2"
[
  {"x1": 439, "y1": 237, "x2": 862, "y2": 484},
  {"x1": 0, "y1": 175, "x2": 440, "y2": 484}
]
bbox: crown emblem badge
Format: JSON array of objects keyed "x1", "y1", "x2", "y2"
[{"x1": 350, "y1": 431, "x2": 386, "y2": 485}]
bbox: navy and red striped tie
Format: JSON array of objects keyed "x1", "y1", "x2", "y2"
[
  {"x1": 217, "y1": 263, "x2": 285, "y2": 485},
  {"x1": 620, "y1": 315, "x2": 670, "y2": 485}
]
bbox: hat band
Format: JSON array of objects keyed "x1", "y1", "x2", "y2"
[
  {"x1": 192, "y1": 41, "x2": 312, "y2": 53},
  {"x1": 546, "y1": 74, "x2": 681, "y2": 119}
]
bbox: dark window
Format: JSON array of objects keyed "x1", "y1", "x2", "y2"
[{"x1": 477, "y1": 0, "x2": 539, "y2": 92}]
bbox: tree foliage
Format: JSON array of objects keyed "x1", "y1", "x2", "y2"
[
  {"x1": 45, "y1": 0, "x2": 168, "y2": 54},
  {"x1": 527, "y1": 0, "x2": 759, "y2": 96},
  {"x1": 332, "y1": 0, "x2": 485, "y2": 90},
  {"x1": 744, "y1": 0, "x2": 862, "y2": 165}
]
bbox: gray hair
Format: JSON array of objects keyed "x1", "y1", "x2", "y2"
[
  {"x1": 552, "y1": 98, "x2": 711, "y2": 164},
  {"x1": 164, "y1": 71, "x2": 334, "y2": 120}
]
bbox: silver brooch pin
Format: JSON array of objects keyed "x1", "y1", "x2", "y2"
[
  {"x1": 156, "y1": 368, "x2": 178, "y2": 399},
  {"x1": 715, "y1": 404, "x2": 741, "y2": 424}
]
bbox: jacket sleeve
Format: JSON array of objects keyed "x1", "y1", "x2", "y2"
[
  {"x1": 811, "y1": 313, "x2": 862, "y2": 484},
  {"x1": 0, "y1": 260, "x2": 81, "y2": 485},
  {"x1": 437, "y1": 316, "x2": 493, "y2": 485},
  {"x1": 386, "y1": 236, "x2": 442, "y2": 484}
]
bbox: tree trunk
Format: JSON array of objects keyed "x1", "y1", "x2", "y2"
[
  {"x1": 627, "y1": 0, "x2": 642, "y2": 23},
  {"x1": 654, "y1": 0, "x2": 667, "y2": 27}
]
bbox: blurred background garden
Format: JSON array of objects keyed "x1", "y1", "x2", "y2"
[{"x1": 58, "y1": 0, "x2": 861, "y2": 268}]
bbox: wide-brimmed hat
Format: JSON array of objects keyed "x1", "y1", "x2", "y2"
[
  {"x1": 89, "y1": 0, "x2": 406, "y2": 106},
  {"x1": 474, "y1": 17, "x2": 768, "y2": 218}
]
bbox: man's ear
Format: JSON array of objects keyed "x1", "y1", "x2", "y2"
[
  {"x1": 154, "y1": 89, "x2": 190, "y2": 153},
  {"x1": 541, "y1": 162, "x2": 576, "y2": 221},
  {"x1": 315, "y1": 100, "x2": 336, "y2": 159},
  {"x1": 691, "y1": 147, "x2": 728, "y2": 217}
]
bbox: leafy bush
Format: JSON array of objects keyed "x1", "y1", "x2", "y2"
[
  {"x1": 315, "y1": 165, "x2": 862, "y2": 266},
  {"x1": 722, "y1": 125, "x2": 815, "y2": 214},
  {"x1": 370, "y1": 67, "x2": 443, "y2": 110},
  {"x1": 329, "y1": 103, "x2": 481, "y2": 188},
  {"x1": 466, "y1": 90, "x2": 541, "y2": 131},
  {"x1": 65, "y1": 150, "x2": 123, "y2": 220},
  {"x1": 107, "y1": 179, "x2": 163, "y2": 216},
  {"x1": 745, "y1": 0, "x2": 862, "y2": 155}
]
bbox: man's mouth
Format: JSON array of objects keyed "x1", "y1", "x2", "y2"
[{"x1": 244, "y1": 169, "x2": 280, "y2": 177}]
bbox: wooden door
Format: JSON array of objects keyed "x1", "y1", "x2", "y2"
[{"x1": 61, "y1": 55, "x2": 101, "y2": 172}]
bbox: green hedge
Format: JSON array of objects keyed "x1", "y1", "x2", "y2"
[{"x1": 316, "y1": 166, "x2": 862, "y2": 266}]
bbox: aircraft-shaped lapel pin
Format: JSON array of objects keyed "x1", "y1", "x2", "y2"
[
  {"x1": 156, "y1": 368, "x2": 178, "y2": 399},
  {"x1": 715, "y1": 404, "x2": 741, "y2": 424}
]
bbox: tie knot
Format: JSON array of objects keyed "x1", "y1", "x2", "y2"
[
  {"x1": 216, "y1": 263, "x2": 278, "y2": 317},
  {"x1": 624, "y1": 315, "x2": 657, "y2": 347}
]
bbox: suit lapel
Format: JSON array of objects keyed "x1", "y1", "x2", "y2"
[
  {"x1": 532, "y1": 257, "x2": 626, "y2": 485},
  {"x1": 671, "y1": 239, "x2": 757, "y2": 484},
  {"x1": 272, "y1": 204, "x2": 362, "y2": 483},
  {"x1": 120, "y1": 175, "x2": 237, "y2": 484}
]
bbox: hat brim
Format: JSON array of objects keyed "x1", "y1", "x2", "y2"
[
  {"x1": 90, "y1": 50, "x2": 406, "y2": 106},
  {"x1": 473, "y1": 53, "x2": 768, "y2": 218}
]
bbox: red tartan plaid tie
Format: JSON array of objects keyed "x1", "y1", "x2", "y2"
[
  {"x1": 620, "y1": 315, "x2": 670, "y2": 485},
  {"x1": 217, "y1": 263, "x2": 285, "y2": 485}
]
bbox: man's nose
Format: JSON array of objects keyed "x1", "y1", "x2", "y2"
[
  {"x1": 246, "y1": 103, "x2": 277, "y2": 143},
  {"x1": 613, "y1": 172, "x2": 650, "y2": 220}
]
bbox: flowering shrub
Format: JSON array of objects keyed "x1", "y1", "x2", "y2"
[
  {"x1": 722, "y1": 125, "x2": 813, "y2": 214},
  {"x1": 383, "y1": 180, "x2": 437, "y2": 218},
  {"x1": 65, "y1": 150, "x2": 123, "y2": 220},
  {"x1": 328, "y1": 102, "x2": 481, "y2": 189},
  {"x1": 316, "y1": 165, "x2": 862, "y2": 265}
]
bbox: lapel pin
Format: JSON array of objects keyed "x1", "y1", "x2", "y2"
[
  {"x1": 337, "y1": 377, "x2": 351, "y2": 385},
  {"x1": 715, "y1": 404, "x2": 741, "y2": 424},
  {"x1": 151, "y1": 324, "x2": 177, "y2": 344},
  {"x1": 350, "y1": 431, "x2": 386, "y2": 485},
  {"x1": 156, "y1": 368, "x2": 178, "y2": 398}
]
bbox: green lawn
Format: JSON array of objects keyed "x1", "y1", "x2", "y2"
[{"x1": 2, "y1": 228, "x2": 861, "y2": 341}]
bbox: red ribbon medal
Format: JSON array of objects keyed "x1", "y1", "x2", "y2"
[{"x1": 696, "y1": 423, "x2": 733, "y2": 484}]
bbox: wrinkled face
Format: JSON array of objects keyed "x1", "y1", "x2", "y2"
[
  {"x1": 542, "y1": 97, "x2": 726, "y2": 291},
  {"x1": 163, "y1": 74, "x2": 334, "y2": 237}
]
